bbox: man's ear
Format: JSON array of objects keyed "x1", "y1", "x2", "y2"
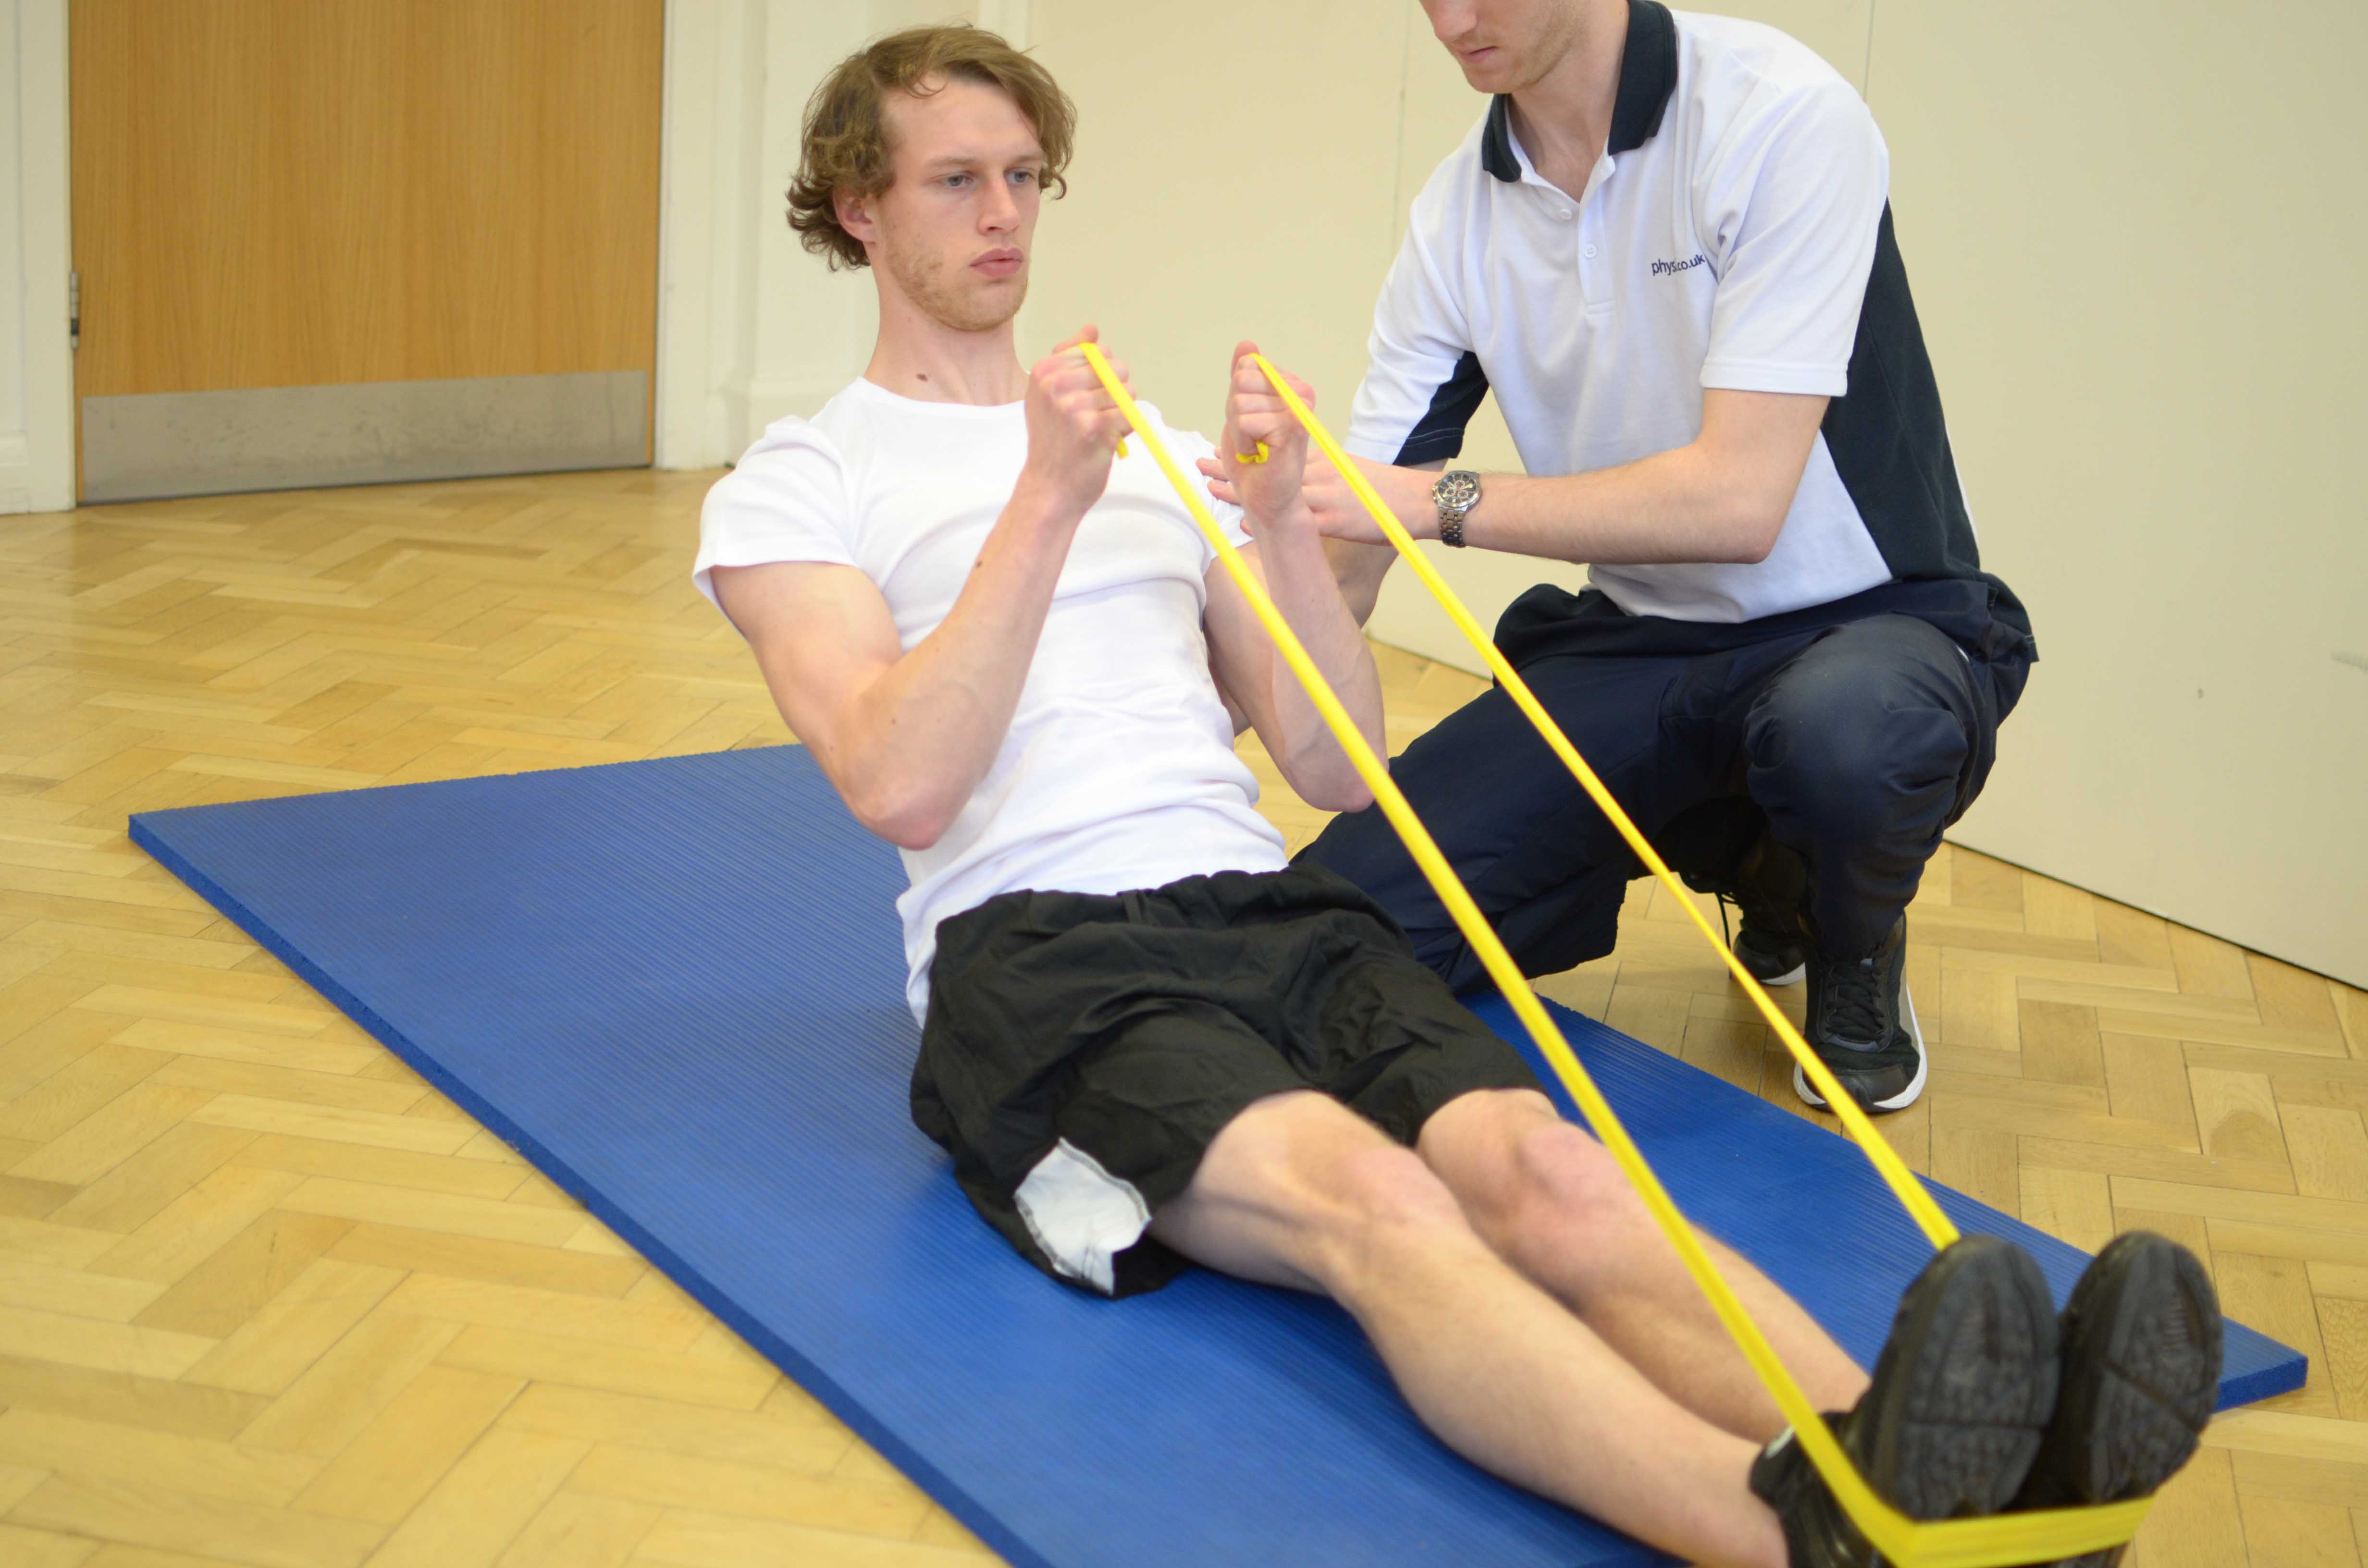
[{"x1": 835, "y1": 187, "x2": 879, "y2": 249}]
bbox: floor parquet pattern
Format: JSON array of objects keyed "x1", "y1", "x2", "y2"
[{"x1": 1, "y1": 470, "x2": 2363, "y2": 1566}]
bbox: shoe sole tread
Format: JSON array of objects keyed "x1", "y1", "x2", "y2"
[
  {"x1": 2052, "y1": 1236, "x2": 2221, "y2": 1504},
  {"x1": 1862, "y1": 1236, "x2": 2060, "y2": 1520}
]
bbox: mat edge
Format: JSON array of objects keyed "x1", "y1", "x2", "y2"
[{"x1": 128, "y1": 811, "x2": 1056, "y2": 1568}]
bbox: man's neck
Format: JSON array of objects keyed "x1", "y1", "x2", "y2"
[
  {"x1": 1506, "y1": 0, "x2": 1629, "y2": 200},
  {"x1": 863, "y1": 286, "x2": 1028, "y2": 406}
]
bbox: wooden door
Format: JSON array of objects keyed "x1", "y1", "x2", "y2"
[{"x1": 69, "y1": 0, "x2": 665, "y2": 502}]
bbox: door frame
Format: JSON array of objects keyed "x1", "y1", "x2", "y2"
[{"x1": 14, "y1": 0, "x2": 74, "y2": 514}]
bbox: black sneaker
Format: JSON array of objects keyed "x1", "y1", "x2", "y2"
[
  {"x1": 1724, "y1": 830, "x2": 1811, "y2": 986},
  {"x1": 1796, "y1": 919, "x2": 1927, "y2": 1115},
  {"x1": 1751, "y1": 1234, "x2": 2060, "y2": 1566},
  {"x1": 2012, "y1": 1233, "x2": 2224, "y2": 1568},
  {"x1": 1736, "y1": 918, "x2": 1809, "y2": 986}
]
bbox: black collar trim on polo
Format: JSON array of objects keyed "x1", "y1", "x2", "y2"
[
  {"x1": 1606, "y1": 0, "x2": 1678, "y2": 154},
  {"x1": 1479, "y1": 0, "x2": 1679, "y2": 183},
  {"x1": 1480, "y1": 95, "x2": 1521, "y2": 182}
]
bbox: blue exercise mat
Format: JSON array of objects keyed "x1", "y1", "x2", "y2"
[{"x1": 131, "y1": 747, "x2": 2303, "y2": 1568}]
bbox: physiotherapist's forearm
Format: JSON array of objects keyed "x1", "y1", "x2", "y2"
[
  {"x1": 821, "y1": 483, "x2": 1084, "y2": 848},
  {"x1": 1333, "y1": 386, "x2": 1832, "y2": 593},
  {"x1": 1329, "y1": 440, "x2": 1786, "y2": 628},
  {"x1": 1381, "y1": 441, "x2": 1783, "y2": 566},
  {"x1": 1253, "y1": 512, "x2": 1383, "y2": 808}
]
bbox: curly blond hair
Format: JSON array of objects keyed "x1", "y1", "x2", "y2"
[{"x1": 788, "y1": 25, "x2": 1076, "y2": 271}]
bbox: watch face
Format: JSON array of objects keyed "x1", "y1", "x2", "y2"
[{"x1": 1435, "y1": 470, "x2": 1480, "y2": 513}]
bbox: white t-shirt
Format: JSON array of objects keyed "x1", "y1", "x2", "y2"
[{"x1": 695, "y1": 378, "x2": 1289, "y2": 1023}]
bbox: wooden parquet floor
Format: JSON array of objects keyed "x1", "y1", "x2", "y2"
[{"x1": 0, "y1": 468, "x2": 2363, "y2": 1567}]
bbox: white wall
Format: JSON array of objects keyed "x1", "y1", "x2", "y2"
[
  {"x1": 1868, "y1": 0, "x2": 2368, "y2": 986},
  {"x1": 1023, "y1": 0, "x2": 1410, "y2": 439},
  {"x1": 0, "y1": 0, "x2": 74, "y2": 517},
  {"x1": 654, "y1": 0, "x2": 984, "y2": 470}
]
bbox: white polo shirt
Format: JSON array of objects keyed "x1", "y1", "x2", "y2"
[{"x1": 1350, "y1": 0, "x2": 1996, "y2": 627}]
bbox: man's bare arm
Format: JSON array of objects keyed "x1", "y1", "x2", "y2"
[
  {"x1": 1206, "y1": 389, "x2": 1827, "y2": 626},
  {"x1": 714, "y1": 503, "x2": 1061, "y2": 850},
  {"x1": 1201, "y1": 346, "x2": 1382, "y2": 812},
  {"x1": 1320, "y1": 458, "x2": 1443, "y2": 627},
  {"x1": 712, "y1": 332, "x2": 1131, "y2": 850}
]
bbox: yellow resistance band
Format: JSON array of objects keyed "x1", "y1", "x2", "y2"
[{"x1": 1077, "y1": 342, "x2": 2148, "y2": 1567}]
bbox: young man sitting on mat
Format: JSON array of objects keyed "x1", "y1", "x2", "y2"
[{"x1": 693, "y1": 25, "x2": 2220, "y2": 1568}]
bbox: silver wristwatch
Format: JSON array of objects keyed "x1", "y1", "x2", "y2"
[{"x1": 1432, "y1": 469, "x2": 1480, "y2": 547}]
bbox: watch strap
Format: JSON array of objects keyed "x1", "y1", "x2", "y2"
[{"x1": 1432, "y1": 469, "x2": 1480, "y2": 548}]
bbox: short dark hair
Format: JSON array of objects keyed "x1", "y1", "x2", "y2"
[{"x1": 787, "y1": 24, "x2": 1077, "y2": 271}]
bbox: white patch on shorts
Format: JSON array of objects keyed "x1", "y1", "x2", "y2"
[{"x1": 1014, "y1": 1139, "x2": 1153, "y2": 1296}]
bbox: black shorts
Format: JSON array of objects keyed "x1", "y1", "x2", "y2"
[{"x1": 913, "y1": 862, "x2": 1541, "y2": 1297}]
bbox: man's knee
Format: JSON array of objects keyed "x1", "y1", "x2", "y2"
[
  {"x1": 1502, "y1": 1119, "x2": 1662, "y2": 1278},
  {"x1": 1194, "y1": 1091, "x2": 1473, "y2": 1292},
  {"x1": 1746, "y1": 625, "x2": 1979, "y2": 843},
  {"x1": 1314, "y1": 1143, "x2": 1477, "y2": 1292},
  {"x1": 1756, "y1": 707, "x2": 1971, "y2": 844},
  {"x1": 1336, "y1": 1143, "x2": 1469, "y2": 1238},
  {"x1": 1436, "y1": 1098, "x2": 1662, "y2": 1288}
]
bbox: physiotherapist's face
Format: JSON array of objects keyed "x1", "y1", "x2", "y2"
[{"x1": 1421, "y1": 0, "x2": 1591, "y2": 95}]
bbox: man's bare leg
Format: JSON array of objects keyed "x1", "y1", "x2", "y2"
[
  {"x1": 1148, "y1": 1090, "x2": 1789, "y2": 1568},
  {"x1": 1416, "y1": 1088, "x2": 1868, "y2": 1441}
]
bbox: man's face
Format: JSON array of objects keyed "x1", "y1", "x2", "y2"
[
  {"x1": 845, "y1": 77, "x2": 1045, "y2": 334},
  {"x1": 1420, "y1": 0, "x2": 1591, "y2": 95}
]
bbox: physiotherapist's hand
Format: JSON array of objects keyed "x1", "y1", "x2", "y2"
[
  {"x1": 1019, "y1": 326, "x2": 1131, "y2": 519},
  {"x1": 1211, "y1": 342, "x2": 1315, "y2": 533}
]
